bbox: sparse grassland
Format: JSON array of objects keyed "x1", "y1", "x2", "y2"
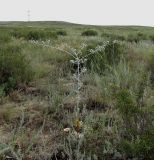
[{"x1": 0, "y1": 21, "x2": 154, "y2": 160}]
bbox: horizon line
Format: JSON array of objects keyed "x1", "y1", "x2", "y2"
[{"x1": 0, "y1": 20, "x2": 154, "y2": 28}]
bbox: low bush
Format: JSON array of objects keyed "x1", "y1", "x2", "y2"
[
  {"x1": 127, "y1": 32, "x2": 147, "y2": 43},
  {"x1": 84, "y1": 41, "x2": 125, "y2": 74},
  {"x1": 93, "y1": 58, "x2": 154, "y2": 159},
  {"x1": 11, "y1": 29, "x2": 57, "y2": 40},
  {"x1": 84, "y1": 112, "x2": 120, "y2": 159},
  {"x1": 137, "y1": 32, "x2": 147, "y2": 40},
  {"x1": 147, "y1": 53, "x2": 154, "y2": 84},
  {"x1": 26, "y1": 30, "x2": 43, "y2": 40},
  {"x1": 56, "y1": 30, "x2": 67, "y2": 36},
  {"x1": 0, "y1": 44, "x2": 34, "y2": 94},
  {"x1": 101, "y1": 33, "x2": 126, "y2": 41},
  {"x1": 115, "y1": 79, "x2": 154, "y2": 159},
  {"x1": 10, "y1": 29, "x2": 23, "y2": 39},
  {"x1": 81, "y1": 29, "x2": 98, "y2": 36},
  {"x1": 0, "y1": 32, "x2": 11, "y2": 44},
  {"x1": 149, "y1": 35, "x2": 154, "y2": 42},
  {"x1": 25, "y1": 30, "x2": 57, "y2": 40},
  {"x1": 127, "y1": 34, "x2": 139, "y2": 43},
  {"x1": 119, "y1": 132, "x2": 154, "y2": 160}
]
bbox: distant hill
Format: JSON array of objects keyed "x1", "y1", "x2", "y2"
[
  {"x1": 0, "y1": 21, "x2": 154, "y2": 37},
  {"x1": 0, "y1": 21, "x2": 154, "y2": 29}
]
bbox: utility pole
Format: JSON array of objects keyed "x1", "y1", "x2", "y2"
[{"x1": 27, "y1": 10, "x2": 30, "y2": 22}]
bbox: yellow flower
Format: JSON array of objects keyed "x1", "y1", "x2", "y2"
[{"x1": 74, "y1": 119, "x2": 83, "y2": 132}]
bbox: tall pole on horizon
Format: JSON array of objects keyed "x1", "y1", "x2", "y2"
[{"x1": 27, "y1": 10, "x2": 30, "y2": 22}]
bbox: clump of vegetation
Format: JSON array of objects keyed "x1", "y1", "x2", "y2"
[
  {"x1": 0, "y1": 23, "x2": 154, "y2": 160},
  {"x1": 56, "y1": 30, "x2": 67, "y2": 36},
  {"x1": 149, "y1": 35, "x2": 154, "y2": 42},
  {"x1": 101, "y1": 33, "x2": 126, "y2": 41},
  {"x1": 84, "y1": 41, "x2": 125, "y2": 74},
  {"x1": 127, "y1": 32, "x2": 147, "y2": 43},
  {"x1": 127, "y1": 34, "x2": 139, "y2": 43},
  {"x1": 26, "y1": 30, "x2": 57, "y2": 40},
  {"x1": 26, "y1": 30, "x2": 45, "y2": 40},
  {"x1": 0, "y1": 32, "x2": 11, "y2": 44},
  {"x1": 0, "y1": 44, "x2": 34, "y2": 94},
  {"x1": 116, "y1": 87, "x2": 154, "y2": 159},
  {"x1": 11, "y1": 29, "x2": 57, "y2": 40},
  {"x1": 147, "y1": 53, "x2": 154, "y2": 84},
  {"x1": 81, "y1": 29, "x2": 98, "y2": 36},
  {"x1": 137, "y1": 32, "x2": 147, "y2": 40}
]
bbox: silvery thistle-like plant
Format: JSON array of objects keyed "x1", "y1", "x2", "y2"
[
  {"x1": 30, "y1": 40, "x2": 108, "y2": 159},
  {"x1": 30, "y1": 40, "x2": 108, "y2": 117},
  {"x1": 69, "y1": 42, "x2": 108, "y2": 117}
]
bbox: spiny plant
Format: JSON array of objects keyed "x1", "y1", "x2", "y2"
[
  {"x1": 31, "y1": 39, "x2": 107, "y2": 111},
  {"x1": 30, "y1": 40, "x2": 108, "y2": 159},
  {"x1": 63, "y1": 43, "x2": 110, "y2": 159}
]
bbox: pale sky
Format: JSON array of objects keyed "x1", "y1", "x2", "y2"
[{"x1": 0, "y1": 0, "x2": 154, "y2": 26}]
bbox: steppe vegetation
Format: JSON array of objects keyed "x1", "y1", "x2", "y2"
[{"x1": 0, "y1": 21, "x2": 154, "y2": 160}]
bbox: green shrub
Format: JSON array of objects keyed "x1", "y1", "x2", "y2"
[
  {"x1": 101, "y1": 32, "x2": 111, "y2": 38},
  {"x1": 26, "y1": 30, "x2": 42, "y2": 40},
  {"x1": 101, "y1": 33, "x2": 126, "y2": 41},
  {"x1": 127, "y1": 32, "x2": 147, "y2": 43},
  {"x1": 46, "y1": 31, "x2": 58, "y2": 39},
  {"x1": 116, "y1": 89, "x2": 137, "y2": 116},
  {"x1": 0, "y1": 44, "x2": 34, "y2": 93},
  {"x1": 81, "y1": 29, "x2": 98, "y2": 36},
  {"x1": 116, "y1": 79, "x2": 154, "y2": 159},
  {"x1": 114, "y1": 35, "x2": 126, "y2": 41},
  {"x1": 119, "y1": 132, "x2": 154, "y2": 159},
  {"x1": 84, "y1": 42, "x2": 107, "y2": 74},
  {"x1": 84, "y1": 41, "x2": 125, "y2": 74},
  {"x1": 149, "y1": 35, "x2": 154, "y2": 42},
  {"x1": 10, "y1": 30, "x2": 24, "y2": 39},
  {"x1": 105, "y1": 40, "x2": 125, "y2": 64},
  {"x1": 56, "y1": 30, "x2": 67, "y2": 36},
  {"x1": 0, "y1": 32, "x2": 11, "y2": 44},
  {"x1": 134, "y1": 132, "x2": 154, "y2": 159},
  {"x1": 148, "y1": 54, "x2": 154, "y2": 84},
  {"x1": 116, "y1": 89, "x2": 142, "y2": 138},
  {"x1": 127, "y1": 34, "x2": 139, "y2": 43},
  {"x1": 137, "y1": 32, "x2": 147, "y2": 40},
  {"x1": 0, "y1": 85, "x2": 5, "y2": 103},
  {"x1": 25, "y1": 30, "x2": 57, "y2": 40},
  {"x1": 11, "y1": 29, "x2": 57, "y2": 40}
]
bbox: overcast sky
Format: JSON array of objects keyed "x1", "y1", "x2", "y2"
[{"x1": 0, "y1": 0, "x2": 154, "y2": 26}]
